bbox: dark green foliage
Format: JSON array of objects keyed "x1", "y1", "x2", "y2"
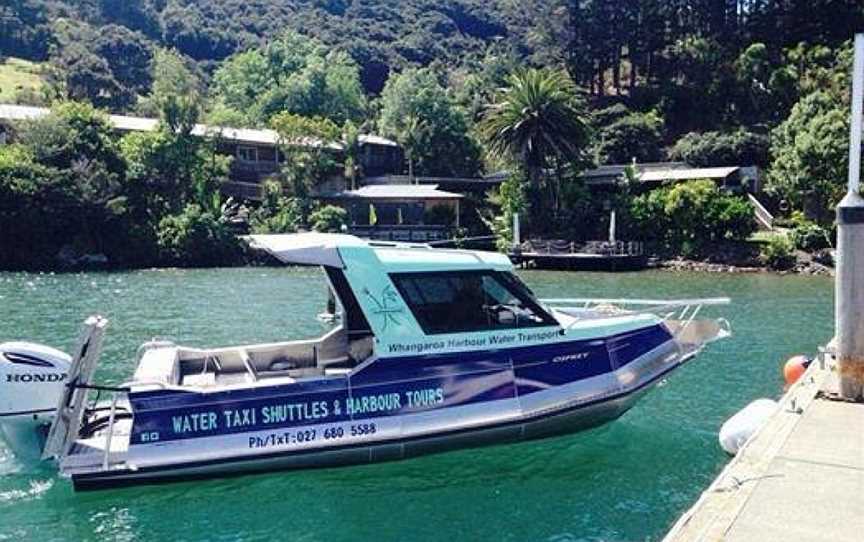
[
  {"x1": 47, "y1": 23, "x2": 153, "y2": 111},
  {"x1": 309, "y1": 205, "x2": 348, "y2": 233},
  {"x1": 789, "y1": 222, "x2": 831, "y2": 252},
  {"x1": 156, "y1": 204, "x2": 242, "y2": 267},
  {"x1": 596, "y1": 111, "x2": 664, "y2": 164},
  {"x1": 0, "y1": 99, "x2": 238, "y2": 269},
  {"x1": 767, "y1": 91, "x2": 849, "y2": 225},
  {"x1": 0, "y1": 147, "x2": 72, "y2": 269},
  {"x1": 629, "y1": 180, "x2": 755, "y2": 256},
  {"x1": 760, "y1": 235, "x2": 796, "y2": 270},
  {"x1": 249, "y1": 180, "x2": 302, "y2": 234},
  {"x1": 160, "y1": 2, "x2": 239, "y2": 61},
  {"x1": 212, "y1": 31, "x2": 367, "y2": 126},
  {"x1": 379, "y1": 67, "x2": 481, "y2": 178},
  {"x1": 0, "y1": 103, "x2": 129, "y2": 269},
  {"x1": 482, "y1": 172, "x2": 527, "y2": 252},
  {"x1": 98, "y1": 0, "x2": 162, "y2": 38},
  {"x1": 591, "y1": 104, "x2": 632, "y2": 128},
  {"x1": 669, "y1": 129, "x2": 770, "y2": 167},
  {"x1": 0, "y1": 0, "x2": 53, "y2": 60}
]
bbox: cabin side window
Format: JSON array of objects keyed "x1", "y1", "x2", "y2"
[{"x1": 390, "y1": 271, "x2": 557, "y2": 335}]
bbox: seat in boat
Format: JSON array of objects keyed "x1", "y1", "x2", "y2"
[{"x1": 133, "y1": 327, "x2": 375, "y2": 388}]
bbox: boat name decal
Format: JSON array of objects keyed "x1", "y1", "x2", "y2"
[
  {"x1": 163, "y1": 387, "x2": 443, "y2": 438},
  {"x1": 387, "y1": 329, "x2": 562, "y2": 355}
]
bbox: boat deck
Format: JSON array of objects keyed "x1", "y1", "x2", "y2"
[{"x1": 662, "y1": 348, "x2": 864, "y2": 542}]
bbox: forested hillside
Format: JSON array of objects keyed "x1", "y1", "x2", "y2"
[{"x1": 1, "y1": 1, "x2": 863, "y2": 269}]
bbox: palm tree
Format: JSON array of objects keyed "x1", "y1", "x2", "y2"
[
  {"x1": 479, "y1": 68, "x2": 590, "y2": 216},
  {"x1": 342, "y1": 120, "x2": 362, "y2": 190},
  {"x1": 398, "y1": 114, "x2": 427, "y2": 184}
]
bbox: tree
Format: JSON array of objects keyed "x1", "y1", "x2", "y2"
[
  {"x1": 595, "y1": 111, "x2": 664, "y2": 164},
  {"x1": 310, "y1": 205, "x2": 348, "y2": 232},
  {"x1": 137, "y1": 48, "x2": 203, "y2": 120},
  {"x1": 398, "y1": 114, "x2": 427, "y2": 184},
  {"x1": 670, "y1": 129, "x2": 770, "y2": 168},
  {"x1": 249, "y1": 180, "x2": 302, "y2": 234},
  {"x1": 47, "y1": 23, "x2": 153, "y2": 111},
  {"x1": 629, "y1": 180, "x2": 755, "y2": 256},
  {"x1": 6, "y1": 102, "x2": 129, "y2": 267},
  {"x1": 46, "y1": 43, "x2": 125, "y2": 110},
  {"x1": 160, "y1": 2, "x2": 238, "y2": 61},
  {"x1": 483, "y1": 171, "x2": 527, "y2": 251},
  {"x1": 212, "y1": 31, "x2": 367, "y2": 126},
  {"x1": 0, "y1": 145, "x2": 70, "y2": 268},
  {"x1": 341, "y1": 120, "x2": 362, "y2": 190},
  {"x1": 270, "y1": 113, "x2": 340, "y2": 222},
  {"x1": 478, "y1": 68, "x2": 590, "y2": 221},
  {"x1": 378, "y1": 67, "x2": 482, "y2": 178},
  {"x1": 767, "y1": 91, "x2": 848, "y2": 225},
  {"x1": 156, "y1": 203, "x2": 241, "y2": 267},
  {"x1": 93, "y1": 25, "x2": 153, "y2": 98}
]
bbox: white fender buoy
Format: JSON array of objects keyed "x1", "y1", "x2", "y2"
[{"x1": 718, "y1": 398, "x2": 778, "y2": 455}]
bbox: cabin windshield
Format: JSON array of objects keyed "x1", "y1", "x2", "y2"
[{"x1": 390, "y1": 270, "x2": 557, "y2": 335}]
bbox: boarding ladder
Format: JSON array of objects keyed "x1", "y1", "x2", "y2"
[{"x1": 42, "y1": 315, "x2": 108, "y2": 460}]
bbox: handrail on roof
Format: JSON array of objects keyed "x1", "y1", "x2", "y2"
[{"x1": 541, "y1": 297, "x2": 730, "y2": 306}]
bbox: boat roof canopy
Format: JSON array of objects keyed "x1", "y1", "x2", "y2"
[
  {"x1": 244, "y1": 233, "x2": 512, "y2": 271},
  {"x1": 245, "y1": 233, "x2": 363, "y2": 267}
]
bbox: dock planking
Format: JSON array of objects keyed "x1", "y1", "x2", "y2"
[{"x1": 663, "y1": 347, "x2": 864, "y2": 542}]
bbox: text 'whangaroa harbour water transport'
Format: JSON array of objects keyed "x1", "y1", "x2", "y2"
[{"x1": 0, "y1": 233, "x2": 730, "y2": 490}]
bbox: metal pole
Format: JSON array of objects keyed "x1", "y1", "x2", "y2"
[
  {"x1": 849, "y1": 34, "x2": 864, "y2": 195},
  {"x1": 836, "y1": 33, "x2": 864, "y2": 401},
  {"x1": 512, "y1": 212, "x2": 521, "y2": 249}
]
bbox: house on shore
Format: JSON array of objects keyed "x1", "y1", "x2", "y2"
[
  {"x1": 0, "y1": 103, "x2": 404, "y2": 200},
  {"x1": 0, "y1": 103, "x2": 478, "y2": 238},
  {"x1": 578, "y1": 162, "x2": 760, "y2": 193},
  {"x1": 322, "y1": 184, "x2": 464, "y2": 242}
]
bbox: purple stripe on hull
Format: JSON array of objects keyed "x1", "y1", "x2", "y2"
[{"x1": 127, "y1": 324, "x2": 672, "y2": 445}]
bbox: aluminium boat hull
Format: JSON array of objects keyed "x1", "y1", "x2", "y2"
[{"x1": 69, "y1": 326, "x2": 687, "y2": 490}]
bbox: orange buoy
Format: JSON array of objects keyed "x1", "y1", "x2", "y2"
[{"x1": 783, "y1": 355, "x2": 811, "y2": 386}]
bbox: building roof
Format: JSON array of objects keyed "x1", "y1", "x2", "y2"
[
  {"x1": 580, "y1": 162, "x2": 690, "y2": 180},
  {"x1": 364, "y1": 175, "x2": 502, "y2": 190},
  {"x1": 580, "y1": 162, "x2": 739, "y2": 185},
  {"x1": 638, "y1": 166, "x2": 739, "y2": 182},
  {"x1": 333, "y1": 184, "x2": 463, "y2": 200},
  {"x1": 0, "y1": 103, "x2": 397, "y2": 149}
]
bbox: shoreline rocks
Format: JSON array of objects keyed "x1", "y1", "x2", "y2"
[
  {"x1": 654, "y1": 258, "x2": 765, "y2": 273},
  {"x1": 653, "y1": 257, "x2": 834, "y2": 276}
]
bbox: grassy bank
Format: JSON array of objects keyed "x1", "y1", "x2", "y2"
[{"x1": 0, "y1": 57, "x2": 43, "y2": 102}]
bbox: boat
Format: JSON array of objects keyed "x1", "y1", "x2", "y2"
[{"x1": 0, "y1": 233, "x2": 730, "y2": 490}]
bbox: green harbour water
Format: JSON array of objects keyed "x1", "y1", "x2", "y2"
[{"x1": 0, "y1": 267, "x2": 833, "y2": 542}]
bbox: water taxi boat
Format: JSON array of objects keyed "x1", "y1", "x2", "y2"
[{"x1": 0, "y1": 234, "x2": 730, "y2": 490}]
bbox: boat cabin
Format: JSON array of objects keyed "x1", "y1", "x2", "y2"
[{"x1": 130, "y1": 234, "x2": 561, "y2": 390}]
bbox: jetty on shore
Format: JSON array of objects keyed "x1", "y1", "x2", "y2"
[
  {"x1": 509, "y1": 239, "x2": 647, "y2": 271},
  {"x1": 663, "y1": 346, "x2": 864, "y2": 542},
  {"x1": 665, "y1": 32, "x2": 864, "y2": 542}
]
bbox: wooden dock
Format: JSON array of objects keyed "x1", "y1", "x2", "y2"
[
  {"x1": 510, "y1": 240, "x2": 647, "y2": 271},
  {"x1": 663, "y1": 345, "x2": 864, "y2": 542}
]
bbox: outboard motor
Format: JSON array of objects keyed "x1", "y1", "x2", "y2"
[{"x1": 0, "y1": 342, "x2": 71, "y2": 462}]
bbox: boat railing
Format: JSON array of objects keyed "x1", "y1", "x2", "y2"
[
  {"x1": 542, "y1": 297, "x2": 731, "y2": 337},
  {"x1": 96, "y1": 379, "x2": 183, "y2": 472}
]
